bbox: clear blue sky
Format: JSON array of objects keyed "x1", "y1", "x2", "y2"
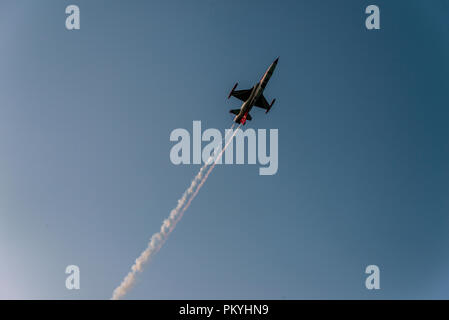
[{"x1": 0, "y1": 0, "x2": 448, "y2": 299}]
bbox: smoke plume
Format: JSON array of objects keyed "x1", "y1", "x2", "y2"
[{"x1": 111, "y1": 123, "x2": 239, "y2": 300}]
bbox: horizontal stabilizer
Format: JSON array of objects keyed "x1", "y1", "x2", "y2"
[{"x1": 229, "y1": 109, "x2": 240, "y2": 115}]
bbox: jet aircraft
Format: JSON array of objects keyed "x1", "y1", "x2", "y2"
[{"x1": 227, "y1": 57, "x2": 279, "y2": 125}]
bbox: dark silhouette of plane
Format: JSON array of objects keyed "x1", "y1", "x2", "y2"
[{"x1": 228, "y1": 57, "x2": 278, "y2": 125}]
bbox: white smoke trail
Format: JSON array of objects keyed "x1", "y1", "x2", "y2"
[
  {"x1": 111, "y1": 123, "x2": 237, "y2": 300},
  {"x1": 177, "y1": 124, "x2": 241, "y2": 218}
]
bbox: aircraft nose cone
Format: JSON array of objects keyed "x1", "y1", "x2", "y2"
[{"x1": 274, "y1": 57, "x2": 279, "y2": 64}]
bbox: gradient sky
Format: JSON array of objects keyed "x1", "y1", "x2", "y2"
[{"x1": 0, "y1": 0, "x2": 448, "y2": 299}]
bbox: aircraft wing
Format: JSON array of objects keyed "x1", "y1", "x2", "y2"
[
  {"x1": 254, "y1": 94, "x2": 270, "y2": 110},
  {"x1": 230, "y1": 87, "x2": 253, "y2": 102}
]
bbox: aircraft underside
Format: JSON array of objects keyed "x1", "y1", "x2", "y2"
[{"x1": 227, "y1": 57, "x2": 278, "y2": 124}]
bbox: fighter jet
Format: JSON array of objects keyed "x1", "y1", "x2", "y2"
[{"x1": 227, "y1": 57, "x2": 278, "y2": 125}]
